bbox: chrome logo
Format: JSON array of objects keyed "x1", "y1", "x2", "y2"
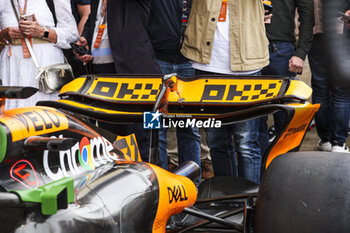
[
  {"x1": 79, "y1": 137, "x2": 94, "y2": 170},
  {"x1": 43, "y1": 136, "x2": 119, "y2": 180}
]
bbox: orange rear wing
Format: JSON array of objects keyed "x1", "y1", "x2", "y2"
[
  {"x1": 38, "y1": 74, "x2": 312, "y2": 123},
  {"x1": 37, "y1": 74, "x2": 319, "y2": 169}
]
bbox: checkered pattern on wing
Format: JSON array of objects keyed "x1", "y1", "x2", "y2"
[
  {"x1": 115, "y1": 83, "x2": 161, "y2": 100},
  {"x1": 227, "y1": 82, "x2": 279, "y2": 102},
  {"x1": 141, "y1": 84, "x2": 161, "y2": 100}
]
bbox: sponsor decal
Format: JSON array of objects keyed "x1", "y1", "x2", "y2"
[
  {"x1": 10, "y1": 160, "x2": 39, "y2": 189},
  {"x1": 167, "y1": 185, "x2": 188, "y2": 204},
  {"x1": 0, "y1": 108, "x2": 69, "y2": 142},
  {"x1": 43, "y1": 135, "x2": 118, "y2": 180},
  {"x1": 85, "y1": 78, "x2": 281, "y2": 104},
  {"x1": 88, "y1": 80, "x2": 161, "y2": 101},
  {"x1": 200, "y1": 83, "x2": 279, "y2": 102},
  {"x1": 114, "y1": 134, "x2": 141, "y2": 161},
  {"x1": 283, "y1": 124, "x2": 307, "y2": 140}
]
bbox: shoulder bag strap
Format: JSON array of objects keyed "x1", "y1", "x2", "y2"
[
  {"x1": 10, "y1": 0, "x2": 43, "y2": 79},
  {"x1": 45, "y1": 0, "x2": 57, "y2": 26}
]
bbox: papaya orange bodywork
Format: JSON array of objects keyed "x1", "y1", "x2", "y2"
[
  {"x1": 0, "y1": 107, "x2": 69, "y2": 142},
  {"x1": 265, "y1": 102, "x2": 320, "y2": 169},
  {"x1": 148, "y1": 164, "x2": 197, "y2": 233}
]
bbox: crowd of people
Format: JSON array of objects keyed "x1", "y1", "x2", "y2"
[{"x1": 0, "y1": 0, "x2": 349, "y2": 184}]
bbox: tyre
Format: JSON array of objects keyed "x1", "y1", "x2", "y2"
[{"x1": 255, "y1": 152, "x2": 350, "y2": 233}]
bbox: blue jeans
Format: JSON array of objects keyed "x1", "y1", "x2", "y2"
[
  {"x1": 262, "y1": 41, "x2": 297, "y2": 77},
  {"x1": 197, "y1": 70, "x2": 262, "y2": 184},
  {"x1": 206, "y1": 119, "x2": 261, "y2": 184},
  {"x1": 309, "y1": 34, "x2": 350, "y2": 145},
  {"x1": 262, "y1": 41, "x2": 297, "y2": 135},
  {"x1": 157, "y1": 59, "x2": 201, "y2": 172}
]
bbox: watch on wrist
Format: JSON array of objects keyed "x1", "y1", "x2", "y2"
[{"x1": 42, "y1": 27, "x2": 49, "y2": 40}]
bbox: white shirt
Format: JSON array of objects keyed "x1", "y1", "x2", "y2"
[
  {"x1": 91, "y1": 0, "x2": 113, "y2": 64},
  {"x1": 0, "y1": 0, "x2": 79, "y2": 109},
  {"x1": 192, "y1": 2, "x2": 261, "y2": 75}
]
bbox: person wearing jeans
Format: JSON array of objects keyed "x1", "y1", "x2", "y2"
[
  {"x1": 156, "y1": 60, "x2": 201, "y2": 171},
  {"x1": 181, "y1": 0, "x2": 269, "y2": 184},
  {"x1": 309, "y1": 0, "x2": 350, "y2": 152},
  {"x1": 260, "y1": 0, "x2": 314, "y2": 153},
  {"x1": 311, "y1": 51, "x2": 350, "y2": 152},
  {"x1": 149, "y1": 0, "x2": 201, "y2": 175},
  {"x1": 197, "y1": 70, "x2": 262, "y2": 184},
  {"x1": 206, "y1": 118, "x2": 261, "y2": 184},
  {"x1": 259, "y1": 41, "x2": 298, "y2": 155}
]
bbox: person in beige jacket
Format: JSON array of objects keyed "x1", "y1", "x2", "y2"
[
  {"x1": 181, "y1": 0, "x2": 269, "y2": 183},
  {"x1": 181, "y1": 0, "x2": 269, "y2": 72}
]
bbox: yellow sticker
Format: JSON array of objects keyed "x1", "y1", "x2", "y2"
[{"x1": 114, "y1": 134, "x2": 141, "y2": 162}]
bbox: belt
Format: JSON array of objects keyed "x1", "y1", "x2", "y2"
[{"x1": 10, "y1": 38, "x2": 50, "y2": 46}]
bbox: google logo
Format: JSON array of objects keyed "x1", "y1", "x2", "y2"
[{"x1": 43, "y1": 135, "x2": 119, "y2": 180}]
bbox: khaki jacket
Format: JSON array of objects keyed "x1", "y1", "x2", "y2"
[{"x1": 181, "y1": 0, "x2": 269, "y2": 71}]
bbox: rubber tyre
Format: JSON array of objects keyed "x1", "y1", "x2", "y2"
[{"x1": 255, "y1": 152, "x2": 350, "y2": 233}]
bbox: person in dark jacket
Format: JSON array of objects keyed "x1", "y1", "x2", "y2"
[
  {"x1": 64, "y1": 0, "x2": 91, "y2": 78},
  {"x1": 259, "y1": 0, "x2": 314, "y2": 155},
  {"x1": 148, "y1": 0, "x2": 201, "y2": 175},
  {"x1": 76, "y1": 0, "x2": 161, "y2": 160},
  {"x1": 77, "y1": 0, "x2": 160, "y2": 74},
  {"x1": 71, "y1": 0, "x2": 91, "y2": 35}
]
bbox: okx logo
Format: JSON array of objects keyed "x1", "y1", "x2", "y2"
[{"x1": 143, "y1": 111, "x2": 162, "y2": 129}]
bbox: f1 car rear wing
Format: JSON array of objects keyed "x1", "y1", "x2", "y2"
[
  {"x1": 36, "y1": 74, "x2": 319, "y2": 170},
  {"x1": 37, "y1": 74, "x2": 312, "y2": 122},
  {"x1": 0, "y1": 87, "x2": 37, "y2": 115}
]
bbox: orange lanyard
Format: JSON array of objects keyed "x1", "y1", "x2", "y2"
[
  {"x1": 17, "y1": 0, "x2": 32, "y2": 58},
  {"x1": 17, "y1": 0, "x2": 28, "y2": 16},
  {"x1": 93, "y1": 0, "x2": 107, "y2": 48},
  {"x1": 219, "y1": 0, "x2": 228, "y2": 22},
  {"x1": 102, "y1": 0, "x2": 107, "y2": 25}
]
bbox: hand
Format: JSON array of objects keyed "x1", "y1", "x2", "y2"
[
  {"x1": 0, "y1": 27, "x2": 25, "y2": 41},
  {"x1": 288, "y1": 56, "x2": 304, "y2": 74},
  {"x1": 264, "y1": 11, "x2": 272, "y2": 24},
  {"x1": 18, "y1": 15, "x2": 45, "y2": 38},
  {"x1": 75, "y1": 37, "x2": 93, "y2": 62},
  {"x1": 345, "y1": 10, "x2": 350, "y2": 28}
]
